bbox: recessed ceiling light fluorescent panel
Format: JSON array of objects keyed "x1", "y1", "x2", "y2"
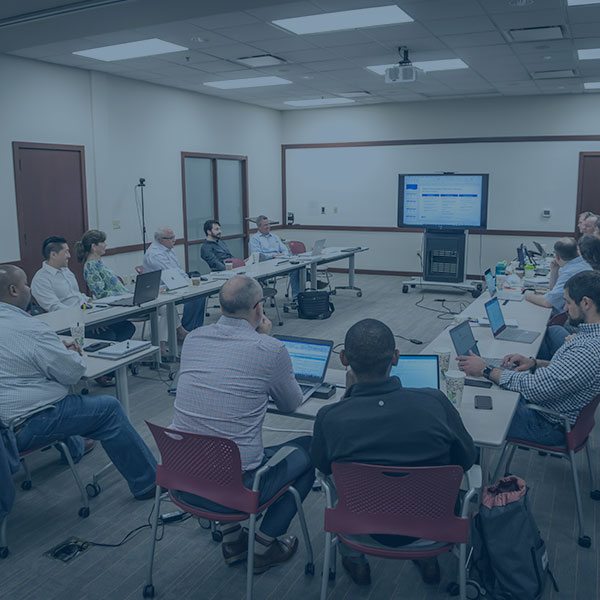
[
  {"x1": 204, "y1": 76, "x2": 292, "y2": 89},
  {"x1": 74, "y1": 38, "x2": 188, "y2": 61},
  {"x1": 285, "y1": 98, "x2": 355, "y2": 106},
  {"x1": 273, "y1": 5, "x2": 413, "y2": 35}
]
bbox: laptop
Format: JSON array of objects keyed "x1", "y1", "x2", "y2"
[
  {"x1": 273, "y1": 334, "x2": 334, "y2": 402},
  {"x1": 95, "y1": 339, "x2": 152, "y2": 360},
  {"x1": 449, "y1": 320, "x2": 505, "y2": 368},
  {"x1": 484, "y1": 268, "x2": 524, "y2": 302},
  {"x1": 390, "y1": 355, "x2": 440, "y2": 389},
  {"x1": 484, "y1": 297, "x2": 540, "y2": 343},
  {"x1": 298, "y1": 239, "x2": 326, "y2": 260},
  {"x1": 162, "y1": 268, "x2": 189, "y2": 290},
  {"x1": 104, "y1": 270, "x2": 161, "y2": 307}
]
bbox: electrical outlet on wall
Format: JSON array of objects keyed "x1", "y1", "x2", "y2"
[
  {"x1": 321, "y1": 206, "x2": 326, "y2": 214},
  {"x1": 112, "y1": 219, "x2": 121, "y2": 230}
]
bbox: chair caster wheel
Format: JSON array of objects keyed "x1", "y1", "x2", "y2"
[
  {"x1": 86, "y1": 482, "x2": 101, "y2": 498},
  {"x1": 330, "y1": 290, "x2": 336, "y2": 295},
  {"x1": 283, "y1": 306, "x2": 289, "y2": 313},
  {"x1": 402, "y1": 285, "x2": 408, "y2": 293},
  {"x1": 79, "y1": 507, "x2": 90, "y2": 518},
  {"x1": 130, "y1": 364, "x2": 139, "y2": 376},
  {"x1": 143, "y1": 584, "x2": 155, "y2": 598},
  {"x1": 356, "y1": 291, "x2": 362, "y2": 297},
  {"x1": 211, "y1": 531, "x2": 223, "y2": 542},
  {"x1": 81, "y1": 387, "x2": 89, "y2": 395},
  {"x1": 305, "y1": 562, "x2": 315, "y2": 575},
  {"x1": 21, "y1": 480, "x2": 32, "y2": 491},
  {"x1": 0, "y1": 547, "x2": 8, "y2": 559},
  {"x1": 590, "y1": 490, "x2": 600, "y2": 501},
  {"x1": 578, "y1": 535, "x2": 591, "y2": 548},
  {"x1": 447, "y1": 581, "x2": 460, "y2": 596},
  {"x1": 168, "y1": 371, "x2": 176, "y2": 381}
]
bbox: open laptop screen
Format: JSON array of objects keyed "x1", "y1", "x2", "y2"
[
  {"x1": 485, "y1": 297, "x2": 505, "y2": 335},
  {"x1": 484, "y1": 268, "x2": 496, "y2": 296},
  {"x1": 391, "y1": 355, "x2": 440, "y2": 389},
  {"x1": 275, "y1": 336, "x2": 333, "y2": 383},
  {"x1": 449, "y1": 320, "x2": 480, "y2": 357}
]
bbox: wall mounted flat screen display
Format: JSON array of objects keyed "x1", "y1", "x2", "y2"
[{"x1": 398, "y1": 174, "x2": 489, "y2": 229}]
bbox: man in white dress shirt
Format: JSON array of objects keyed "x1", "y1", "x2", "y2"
[
  {"x1": 0, "y1": 265, "x2": 157, "y2": 499},
  {"x1": 142, "y1": 227, "x2": 205, "y2": 343},
  {"x1": 30, "y1": 236, "x2": 134, "y2": 344}
]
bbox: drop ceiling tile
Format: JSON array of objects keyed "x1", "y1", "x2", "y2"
[
  {"x1": 10, "y1": 39, "x2": 97, "y2": 58},
  {"x1": 330, "y1": 42, "x2": 389, "y2": 59},
  {"x1": 303, "y1": 58, "x2": 354, "y2": 72},
  {"x1": 399, "y1": 0, "x2": 485, "y2": 21},
  {"x1": 200, "y1": 43, "x2": 266, "y2": 60},
  {"x1": 188, "y1": 11, "x2": 260, "y2": 30},
  {"x1": 195, "y1": 60, "x2": 252, "y2": 74},
  {"x1": 575, "y1": 37, "x2": 600, "y2": 50},
  {"x1": 360, "y1": 22, "x2": 433, "y2": 42},
  {"x1": 277, "y1": 47, "x2": 339, "y2": 62},
  {"x1": 579, "y1": 63, "x2": 600, "y2": 76},
  {"x1": 312, "y1": 0, "x2": 401, "y2": 11},
  {"x1": 425, "y1": 15, "x2": 497, "y2": 36},
  {"x1": 251, "y1": 36, "x2": 318, "y2": 53},
  {"x1": 78, "y1": 30, "x2": 151, "y2": 47},
  {"x1": 480, "y1": 0, "x2": 565, "y2": 13},
  {"x1": 258, "y1": 64, "x2": 313, "y2": 76},
  {"x1": 441, "y1": 31, "x2": 506, "y2": 48},
  {"x1": 454, "y1": 44, "x2": 515, "y2": 60},
  {"x1": 510, "y1": 39, "x2": 575, "y2": 56},
  {"x1": 571, "y1": 22, "x2": 600, "y2": 38},
  {"x1": 302, "y1": 30, "x2": 374, "y2": 48},
  {"x1": 180, "y1": 28, "x2": 239, "y2": 48},
  {"x1": 245, "y1": 2, "x2": 324, "y2": 21},
  {"x1": 132, "y1": 20, "x2": 207, "y2": 47},
  {"x1": 567, "y1": 5, "x2": 600, "y2": 24},
  {"x1": 157, "y1": 50, "x2": 218, "y2": 66},
  {"x1": 216, "y1": 23, "x2": 291, "y2": 43},
  {"x1": 478, "y1": 65, "x2": 531, "y2": 82}
]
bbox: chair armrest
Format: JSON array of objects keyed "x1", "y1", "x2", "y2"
[
  {"x1": 316, "y1": 470, "x2": 335, "y2": 508},
  {"x1": 252, "y1": 446, "x2": 298, "y2": 492},
  {"x1": 522, "y1": 403, "x2": 570, "y2": 430},
  {"x1": 463, "y1": 465, "x2": 482, "y2": 491}
]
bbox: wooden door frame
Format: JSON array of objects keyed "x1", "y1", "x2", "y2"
[
  {"x1": 576, "y1": 151, "x2": 600, "y2": 234},
  {"x1": 181, "y1": 152, "x2": 249, "y2": 270},
  {"x1": 12, "y1": 141, "x2": 89, "y2": 270}
]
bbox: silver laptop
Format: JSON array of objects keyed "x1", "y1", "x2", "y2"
[
  {"x1": 273, "y1": 334, "x2": 334, "y2": 402},
  {"x1": 485, "y1": 297, "x2": 540, "y2": 343},
  {"x1": 162, "y1": 268, "x2": 189, "y2": 290},
  {"x1": 298, "y1": 239, "x2": 326, "y2": 259},
  {"x1": 390, "y1": 355, "x2": 440, "y2": 389},
  {"x1": 95, "y1": 339, "x2": 151, "y2": 360},
  {"x1": 106, "y1": 270, "x2": 161, "y2": 307},
  {"x1": 449, "y1": 320, "x2": 505, "y2": 368},
  {"x1": 484, "y1": 268, "x2": 524, "y2": 302}
]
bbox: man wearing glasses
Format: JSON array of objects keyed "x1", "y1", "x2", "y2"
[
  {"x1": 171, "y1": 275, "x2": 313, "y2": 573},
  {"x1": 142, "y1": 226, "x2": 205, "y2": 342}
]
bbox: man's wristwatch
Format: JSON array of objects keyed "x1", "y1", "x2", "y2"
[
  {"x1": 482, "y1": 364, "x2": 494, "y2": 380},
  {"x1": 529, "y1": 357, "x2": 537, "y2": 374}
]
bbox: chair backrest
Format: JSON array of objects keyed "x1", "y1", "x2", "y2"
[
  {"x1": 547, "y1": 311, "x2": 568, "y2": 327},
  {"x1": 230, "y1": 258, "x2": 246, "y2": 268},
  {"x1": 288, "y1": 241, "x2": 306, "y2": 255},
  {"x1": 135, "y1": 265, "x2": 143, "y2": 275},
  {"x1": 145, "y1": 421, "x2": 259, "y2": 513},
  {"x1": 325, "y1": 462, "x2": 468, "y2": 544},
  {"x1": 566, "y1": 394, "x2": 600, "y2": 450}
]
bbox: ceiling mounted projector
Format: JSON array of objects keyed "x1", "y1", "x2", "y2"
[{"x1": 385, "y1": 46, "x2": 422, "y2": 83}]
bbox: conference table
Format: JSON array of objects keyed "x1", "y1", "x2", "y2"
[
  {"x1": 36, "y1": 246, "x2": 368, "y2": 360},
  {"x1": 269, "y1": 288, "x2": 551, "y2": 482}
]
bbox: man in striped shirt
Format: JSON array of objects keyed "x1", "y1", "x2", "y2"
[
  {"x1": 173, "y1": 275, "x2": 313, "y2": 573},
  {"x1": 458, "y1": 270, "x2": 600, "y2": 445}
]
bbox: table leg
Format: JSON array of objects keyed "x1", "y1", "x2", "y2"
[
  {"x1": 115, "y1": 365, "x2": 129, "y2": 417},
  {"x1": 479, "y1": 447, "x2": 490, "y2": 484},
  {"x1": 333, "y1": 252, "x2": 362, "y2": 297},
  {"x1": 310, "y1": 263, "x2": 317, "y2": 290},
  {"x1": 166, "y1": 302, "x2": 178, "y2": 360},
  {"x1": 299, "y1": 267, "x2": 307, "y2": 292}
]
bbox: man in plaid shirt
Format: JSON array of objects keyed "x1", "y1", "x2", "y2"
[
  {"x1": 172, "y1": 275, "x2": 314, "y2": 573},
  {"x1": 458, "y1": 270, "x2": 600, "y2": 445}
]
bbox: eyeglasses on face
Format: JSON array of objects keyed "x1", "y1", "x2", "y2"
[{"x1": 253, "y1": 297, "x2": 267, "y2": 309}]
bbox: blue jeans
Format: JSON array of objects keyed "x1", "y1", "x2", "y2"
[
  {"x1": 175, "y1": 436, "x2": 314, "y2": 538},
  {"x1": 537, "y1": 326, "x2": 569, "y2": 360},
  {"x1": 15, "y1": 394, "x2": 157, "y2": 497},
  {"x1": 181, "y1": 298, "x2": 206, "y2": 331},
  {"x1": 507, "y1": 398, "x2": 566, "y2": 446}
]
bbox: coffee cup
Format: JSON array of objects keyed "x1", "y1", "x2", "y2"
[
  {"x1": 434, "y1": 347, "x2": 451, "y2": 378},
  {"x1": 70, "y1": 323, "x2": 84, "y2": 347},
  {"x1": 225, "y1": 260, "x2": 233, "y2": 270},
  {"x1": 445, "y1": 370, "x2": 466, "y2": 407}
]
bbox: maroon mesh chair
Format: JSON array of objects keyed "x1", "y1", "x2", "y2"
[
  {"x1": 318, "y1": 463, "x2": 478, "y2": 600},
  {"x1": 143, "y1": 422, "x2": 313, "y2": 600},
  {"x1": 547, "y1": 311, "x2": 568, "y2": 327},
  {"x1": 492, "y1": 395, "x2": 600, "y2": 548},
  {"x1": 230, "y1": 258, "x2": 246, "y2": 268},
  {"x1": 288, "y1": 241, "x2": 306, "y2": 255}
]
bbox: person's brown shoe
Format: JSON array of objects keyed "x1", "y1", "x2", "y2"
[
  {"x1": 222, "y1": 529, "x2": 248, "y2": 565},
  {"x1": 83, "y1": 438, "x2": 96, "y2": 456},
  {"x1": 341, "y1": 556, "x2": 371, "y2": 585},
  {"x1": 95, "y1": 375, "x2": 115, "y2": 387},
  {"x1": 253, "y1": 535, "x2": 298, "y2": 574},
  {"x1": 413, "y1": 558, "x2": 441, "y2": 584}
]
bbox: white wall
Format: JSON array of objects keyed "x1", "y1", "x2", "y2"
[
  {"x1": 0, "y1": 54, "x2": 283, "y2": 277},
  {"x1": 281, "y1": 95, "x2": 600, "y2": 274}
]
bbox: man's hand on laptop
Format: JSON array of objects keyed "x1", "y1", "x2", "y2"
[
  {"x1": 501, "y1": 353, "x2": 533, "y2": 371},
  {"x1": 256, "y1": 316, "x2": 272, "y2": 336},
  {"x1": 63, "y1": 340, "x2": 83, "y2": 356},
  {"x1": 456, "y1": 350, "x2": 486, "y2": 376}
]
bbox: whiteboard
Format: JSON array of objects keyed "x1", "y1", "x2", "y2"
[{"x1": 285, "y1": 141, "x2": 600, "y2": 231}]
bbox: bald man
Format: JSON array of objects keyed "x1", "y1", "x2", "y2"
[
  {"x1": 0, "y1": 265, "x2": 157, "y2": 499},
  {"x1": 172, "y1": 275, "x2": 313, "y2": 572}
]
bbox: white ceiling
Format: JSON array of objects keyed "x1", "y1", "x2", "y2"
[{"x1": 3, "y1": 0, "x2": 600, "y2": 110}]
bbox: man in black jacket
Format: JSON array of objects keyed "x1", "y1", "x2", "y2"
[
  {"x1": 200, "y1": 220, "x2": 233, "y2": 271},
  {"x1": 311, "y1": 318, "x2": 476, "y2": 587}
]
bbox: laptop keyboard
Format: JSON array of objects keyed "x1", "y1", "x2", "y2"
[{"x1": 299, "y1": 384, "x2": 313, "y2": 393}]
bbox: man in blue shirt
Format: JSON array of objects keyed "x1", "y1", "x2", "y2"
[
  {"x1": 524, "y1": 238, "x2": 591, "y2": 313},
  {"x1": 249, "y1": 216, "x2": 300, "y2": 300}
]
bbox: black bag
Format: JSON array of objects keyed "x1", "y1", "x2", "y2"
[
  {"x1": 472, "y1": 475, "x2": 558, "y2": 600},
  {"x1": 297, "y1": 290, "x2": 335, "y2": 320}
]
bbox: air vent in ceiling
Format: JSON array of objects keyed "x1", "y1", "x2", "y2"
[
  {"x1": 508, "y1": 26, "x2": 563, "y2": 42},
  {"x1": 532, "y1": 69, "x2": 576, "y2": 79}
]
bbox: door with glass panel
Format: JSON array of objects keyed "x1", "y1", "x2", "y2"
[{"x1": 182, "y1": 153, "x2": 248, "y2": 274}]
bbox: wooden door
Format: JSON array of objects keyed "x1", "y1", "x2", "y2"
[
  {"x1": 12, "y1": 142, "x2": 88, "y2": 287},
  {"x1": 576, "y1": 152, "x2": 600, "y2": 233}
]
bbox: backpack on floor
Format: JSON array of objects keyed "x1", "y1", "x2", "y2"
[
  {"x1": 472, "y1": 475, "x2": 558, "y2": 600},
  {"x1": 297, "y1": 290, "x2": 335, "y2": 320}
]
